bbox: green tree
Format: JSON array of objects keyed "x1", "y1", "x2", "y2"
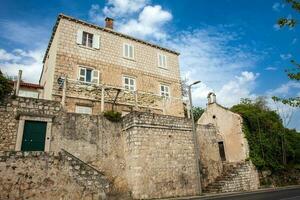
[
  {"x1": 274, "y1": 0, "x2": 300, "y2": 107},
  {"x1": 192, "y1": 106, "x2": 204, "y2": 122},
  {"x1": 231, "y1": 97, "x2": 300, "y2": 171},
  {"x1": 0, "y1": 70, "x2": 13, "y2": 102}
]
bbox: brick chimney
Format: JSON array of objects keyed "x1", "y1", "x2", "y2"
[{"x1": 105, "y1": 17, "x2": 114, "y2": 29}]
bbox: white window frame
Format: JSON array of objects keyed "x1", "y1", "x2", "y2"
[
  {"x1": 78, "y1": 67, "x2": 100, "y2": 84},
  {"x1": 160, "y1": 84, "x2": 170, "y2": 98},
  {"x1": 82, "y1": 31, "x2": 94, "y2": 48},
  {"x1": 123, "y1": 76, "x2": 136, "y2": 91},
  {"x1": 158, "y1": 53, "x2": 167, "y2": 69},
  {"x1": 75, "y1": 105, "x2": 93, "y2": 115},
  {"x1": 123, "y1": 43, "x2": 134, "y2": 59},
  {"x1": 77, "y1": 30, "x2": 100, "y2": 49}
]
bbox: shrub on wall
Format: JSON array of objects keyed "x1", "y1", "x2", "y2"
[
  {"x1": 103, "y1": 110, "x2": 122, "y2": 122},
  {"x1": 0, "y1": 70, "x2": 13, "y2": 102},
  {"x1": 231, "y1": 98, "x2": 300, "y2": 172}
]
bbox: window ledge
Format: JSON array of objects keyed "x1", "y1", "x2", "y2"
[
  {"x1": 78, "y1": 44, "x2": 97, "y2": 51},
  {"x1": 158, "y1": 67, "x2": 168, "y2": 70},
  {"x1": 122, "y1": 57, "x2": 136, "y2": 62}
]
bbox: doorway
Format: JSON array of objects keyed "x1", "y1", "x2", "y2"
[
  {"x1": 218, "y1": 141, "x2": 226, "y2": 161},
  {"x1": 21, "y1": 120, "x2": 47, "y2": 151}
]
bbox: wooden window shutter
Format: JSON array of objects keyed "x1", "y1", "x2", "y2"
[
  {"x1": 93, "y1": 34, "x2": 100, "y2": 49},
  {"x1": 76, "y1": 29, "x2": 83, "y2": 44}
]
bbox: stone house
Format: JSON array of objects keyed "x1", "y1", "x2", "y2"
[
  {"x1": 197, "y1": 93, "x2": 258, "y2": 193},
  {"x1": 12, "y1": 81, "x2": 43, "y2": 99},
  {"x1": 39, "y1": 14, "x2": 184, "y2": 117}
]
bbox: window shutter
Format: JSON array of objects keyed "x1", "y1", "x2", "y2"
[
  {"x1": 163, "y1": 55, "x2": 167, "y2": 68},
  {"x1": 92, "y1": 70, "x2": 99, "y2": 84},
  {"x1": 130, "y1": 45, "x2": 134, "y2": 59},
  {"x1": 93, "y1": 34, "x2": 100, "y2": 49},
  {"x1": 79, "y1": 67, "x2": 86, "y2": 81},
  {"x1": 158, "y1": 54, "x2": 162, "y2": 67},
  {"x1": 77, "y1": 30, "x2": 83, "y2": 44}
]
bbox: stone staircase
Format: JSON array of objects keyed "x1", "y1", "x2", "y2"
[
  {"x1": 61, "y1": 149, "x2": 110, "y2": 199},
  {"x1": 204, "y1": 161, "x2": 259, "y2": 194}
]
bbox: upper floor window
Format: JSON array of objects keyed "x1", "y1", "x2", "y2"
[
  {"x1": 82, "y1": 31, "x2": 93, "y2": 48},
  {"x1": 123, "y1": 76, "x2": 136, "y2": 91},
  {"x1": 78, "y1": 67, "x2": 99, "y2": 84},
  {"x1": 158, "y1": 54, "x2": 167, "y2": 68},
  {"x1": 160, "y1": 85, "x2": 170, "y2": 98},
  {"x1": 123, "y1": 43, "x2": 134, "y2": 59},
  {"x1": 76, "y1": 30, "x2": 100, "y2": 49}
]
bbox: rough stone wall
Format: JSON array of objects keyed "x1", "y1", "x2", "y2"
[
  {"x1": 122, "y1": 112, "x2": 199, "y2": 199},
  {"x1": 198, "y1": 103, "x2": 249, "y2": 162},
  {"x1": 215, "y1": 162, "x2": 260, "y2": 193},
  {"x1": 0, "y1": 151, "x2": 108, "y2": 200},
  {"x1": 197, "y1": 124, "x2": 223, "y2": 188},
  {"x1": 0, "y1": 97, "x2": 260, "y2": 199},
  {"x1": 0, "y1": 97, "x2": 61, "y2": 151},
  {"x1": 0, "y1": 97, "x2": 128, "y2": 195},
  {"x1": 45, "y1": 17, "x2": 184, "y2": 117},
  {"x1": 50, "y1": 112, "x2": 129, "y2": 195}
]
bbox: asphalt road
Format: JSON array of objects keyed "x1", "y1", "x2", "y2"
[{"x1": 199, "y1": 187, "x2": 300, "y2": 200}]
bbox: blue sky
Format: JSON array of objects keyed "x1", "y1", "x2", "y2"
[{"x1": 0, "y1": 0, "x2": 299, "y2": 129}]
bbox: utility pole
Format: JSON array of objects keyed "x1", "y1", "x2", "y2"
[{"x1": 188, "y1": 80, "x2": 202, "y2": 195}]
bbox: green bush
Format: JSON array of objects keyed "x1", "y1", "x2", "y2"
[
  {"x1": 103, "y1": 110, "x2": 122, "y2": 122},
  {"x1": 231, "y1": 98, "x2": 300, "y2": 171},
  {"x1": 0, "y1": 70, "x2": 13, "y2": 102}
]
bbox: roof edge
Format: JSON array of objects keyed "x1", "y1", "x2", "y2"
[{"x1": 42, "y1": 13, "x2": 180, "y2": 64}]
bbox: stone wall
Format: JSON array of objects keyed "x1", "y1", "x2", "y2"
[
  {"x1": 198, "y1": 103, "x2": 249, "y2": 162},
  {"x1": 197, "y1": 124, "x2": 223, "y2": 188},
  {"x1": 0, "y1": 97, "x2": 61, "y2": 151},
  {"x1": 41, "y1": 15, "x2": 184, "y2": 117},
  {"x1": 0, "y1": 151, "x2": 108, "y2": 200},
  {"x1": 0, "y1": 97, "x2": 260, "y2": 199},
  {"x1": 122, "y1": 112, "x2": 199, "y2": 199}
]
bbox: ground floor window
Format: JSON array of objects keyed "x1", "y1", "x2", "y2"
[{"x1": 75, "y1": 105, "x2": 93, "y2": 114}]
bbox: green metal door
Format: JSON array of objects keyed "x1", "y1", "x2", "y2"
[{"x1": 21, "y1": 121, "x2": 47, "y2": 151}]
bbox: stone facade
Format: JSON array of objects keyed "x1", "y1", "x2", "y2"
[
  {"x1": 198, "y1": 97, "x2": 249, "y2": 162},
  {"x1": 122, "y1": 112, "x2": 199, "y2": 199},
  {"x1": 0, "y1": 97, "x2": 260, "y2": 199},
  {"x1": 0, "y1": 151, "x2": 108, "y2": 200},
  {"x1": 40, "y1": 14, "x2": 184, "y2": 117}
]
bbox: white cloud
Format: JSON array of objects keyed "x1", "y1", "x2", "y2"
[
  {"x1": 0, "y1": 20, "x2": 48, "y2": 47},
  {"x1": 103, "y1": 0, "x2": 149, "y2": 17},
  {"x1": 163, "y1": 27, "x2": 260, "y2": 107},
  {"x1": 280, "y1": 53, "x2": 292, "y2": 60},
  {"x1": 0, "y1": 48, "x2": 44, "y2": 83},
  {"x1": 216, "y1": 71, "x2": 259, "y2": 106},
  {"x1": 89, "y1": 1, "x2": 172, "y2": 40},
  {"x1": 265, "y1": 66, "x2": 277, "y2": 71},
  {"x1": 267, "y1": 81, "x2": 300, "y2": 97},
  {"x1": 119, "y1": 5, "x2": 172, "y2": 40},
  {"x1": 89, "y1": 4, "x2": 104, "y2": 24},
  {"x1": 272, "y1": 2, "x2": 285, "y2": 12}
]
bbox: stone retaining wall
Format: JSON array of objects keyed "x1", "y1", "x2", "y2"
[
  {"x1": 0, "y1": 151, "x2": 108, "y2": 200},
  {"x1": 123, "y1": 112, "x2": 198, "y2": 199}
]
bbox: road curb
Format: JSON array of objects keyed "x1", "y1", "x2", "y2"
[{"x1": 158, "y1": 185, "x2": 300, "y2": 200}]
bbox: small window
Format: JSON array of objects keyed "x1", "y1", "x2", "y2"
[
  {"x1": 75, "y1": 106, "x2": 92, "y2": 115},
  {"x1": 123, "y1": 43, "x2": 134, "y2": 59},
  {"x1": 123, "y1": 76, "x2": 136, "y2": 91},
  {"x1": 78, "y1": 67, "x2": 99, "y2": 84},
  {"x1": 82, "y1": 32, "x2": 93, "y2": 48},
  {"x1": 160, "y1": 85, "x2": 170, "y2": 98},
  {"x1": 158, "y1": 54, "x2": 167, "y2": 68}
]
